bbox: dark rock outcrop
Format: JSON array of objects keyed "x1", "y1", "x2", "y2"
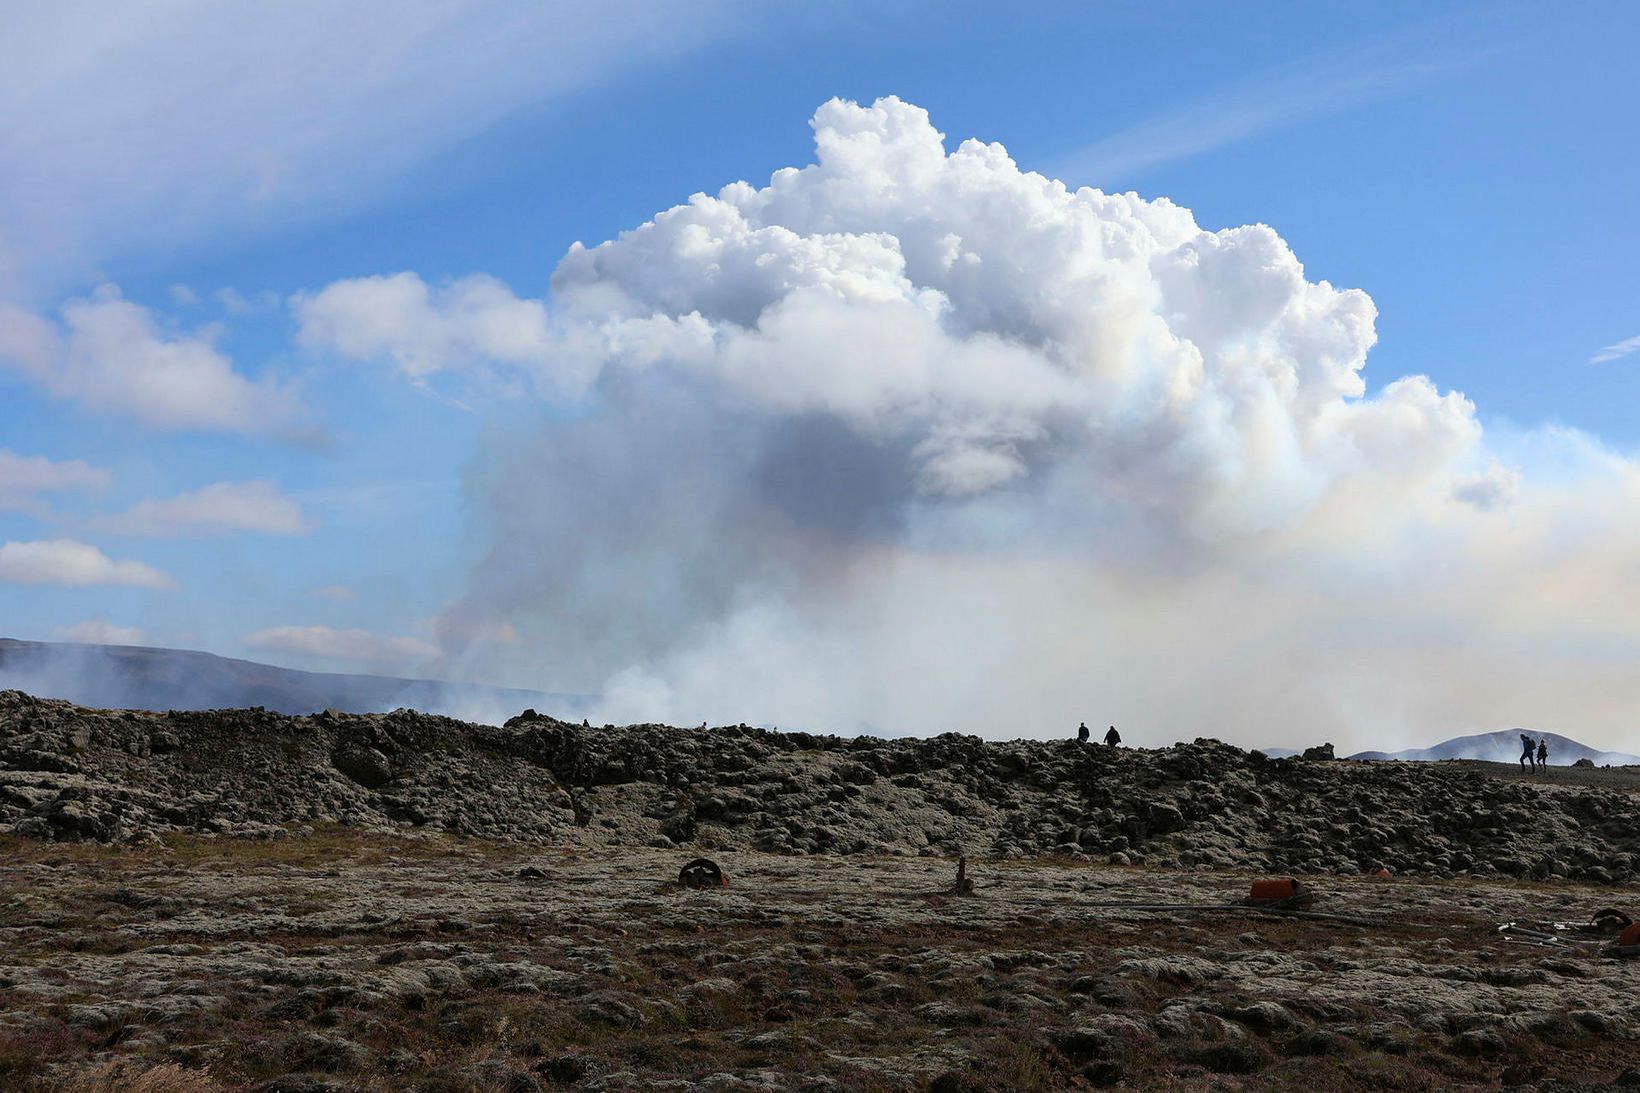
[{"x1": 6, "y1": 691, "x2": 1640, "y2": 886}]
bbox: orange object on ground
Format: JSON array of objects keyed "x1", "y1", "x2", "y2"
[
  {"x1": 1250, "y1": 878, "x2": 1299, "y2": 901},
  {"x1": 1247, "y1": 878, "x2": 1315, "y2": 909},
  {"x1": 1619, "y1": 922, "x2": 1640, "y2": 947},
  {"x1": 1373, "y1": 868, "x2": 1392, "y2": 878}
]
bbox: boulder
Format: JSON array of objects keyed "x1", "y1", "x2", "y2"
[
  {"x1": 1146, "y1": 802, "x2": 1185, "y2": 833},
  {"x1": 332, "y1": 746, "x2": 394, "y2": 789}
]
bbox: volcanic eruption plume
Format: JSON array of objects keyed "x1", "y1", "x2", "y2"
[{"x1": 299, "y1": 97, "x2": 1640, "y2": 751}]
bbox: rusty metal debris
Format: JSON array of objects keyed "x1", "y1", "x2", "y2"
[
  {"x1": 1496, "y1": 908, "x2": 1639, "y2": 953},
  {"x1": 1609, "y1": 920, "x2": 1640, "y2": 958},
  {"x1": 1246, "y1": 877, "x2": 1314, "y2": 910},
  {"x1": 1594, "y1": 908, "x2": 1634, "y2": 933}
]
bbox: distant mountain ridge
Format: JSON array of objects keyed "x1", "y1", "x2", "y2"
[
  {"x1": 1348, "y1": 729, "x2": 1640, "y2": 767},
  {"x1": 0, "y1": 638, "x2": 592, "y2": 724}
]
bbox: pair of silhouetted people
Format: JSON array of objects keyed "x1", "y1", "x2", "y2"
[
  {"x1": 1520, "y1": 734, "x2": 1549, "y2": 772},
  {"x1": 1077, "y1": 722, "x2": 1121, "y2": 747}
]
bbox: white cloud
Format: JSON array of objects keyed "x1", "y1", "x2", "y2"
[
  {"x1": 400, "y1": 96, "x2": 1640, "y2": 754},
  {"x1": 0, "y1": 539, "x2": 172, "y2": 588},
  {"x1": 0, "y1": 286, "x2": 309, "y2": 436},
  {"x1": 1590, "y1": 334, "x2": 1640, "y2": 364},
  {"x1": 0, "y1": 1, "x2": 754, "y2": 293},
  {"x1": 311, "y1": 584, "x2": 356, "y2": 601},
  {"x1": 294, "y1": 272, "x2": 553, "y2": 379},
  {"x1": 0, "y1": 449, "x2": 110, "y2": 512},
  {"x1": 214, "y1": 288, "x2": 282, "y2": 316},
  {"x1": 244, "y1": 625, "x2": 439, "y2": 670},
  {"x1": 93, "y1": 480, "x2": 310, "y2": 537},
  {"x1": 416, "y1": 95, "x2": 1477, "y2": 523},
  {"x1": 56, "y1": 620, "x2": 148, "y2": 646}
]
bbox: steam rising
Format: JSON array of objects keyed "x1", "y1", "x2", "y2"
[{"x1": 312, "y1": 97, "x2": 1640, "y2": 749}]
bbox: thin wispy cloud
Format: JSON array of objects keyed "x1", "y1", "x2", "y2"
[
  {"x1": 1055, "y1": 38, "x2": 1489, "y2": 187},
  {"x1": 0, "y1": 449, "x2": 110, "y2": 514},
  {"x1": 91, "y1": 480, "x2": 310, "y2": 538},
  {"x1": 1590, "y1": 335, "x2": 1640, "y2": 364},
  {"x1": 57, "y1": 620, "x2": 148, "y2": 646},
  {"x1": 244, "y1": 624, "x2": 439, "y2": 670},
  {"x1": 0, "y1": 0, "x2": 757, "y2": 296}
]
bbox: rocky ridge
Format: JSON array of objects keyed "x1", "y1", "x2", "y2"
[{"x1": 4, "y1": 690, "x2": 1639, "y2": 885}]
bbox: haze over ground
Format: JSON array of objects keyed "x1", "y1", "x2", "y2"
[{"x1": 2, "y1": 3, "x2": 1638, "y2": 754}]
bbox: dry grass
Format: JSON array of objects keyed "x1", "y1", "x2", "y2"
[
  {"x1": 54, "y1": 1059, "x2": 225, "y2": 1092},
  {"x1": 8, "y1": 837, "x2": 1640, "y2": 1090}
]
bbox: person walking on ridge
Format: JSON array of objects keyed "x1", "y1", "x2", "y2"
[
  {"x1": 1104, "y1": 725, "x2": 1121, "y2": 747},
  {"x1": 1077, "y1": 722, "x2": 1090, "y2": 745},
  {"x1": 1538, "y1": 738, "x2": 1549, "y2": 771},
  {"x1": 1520, "y1": 733, "x2": 1535, "y2": 773}
]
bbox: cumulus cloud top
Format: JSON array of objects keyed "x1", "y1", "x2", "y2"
[
  {"x1": 314, "y1": 97, "x2": 1482, "y2": 538},
  {"x1": 554, "y1": 95, "x2": 1413, "y2": 507},
  {"x1": 93, "y1": 480, "x2": 310, "y2": 537},
  {"x1": 0, "y1": 539, "x2": 172, "y2": 588}
]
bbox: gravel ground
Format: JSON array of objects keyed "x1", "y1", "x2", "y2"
[
  {"x1": 1446, "y1": 760, "x2": 1640, "y2": 793},
  {"x1": 11, "y1": 693, "x2": 1640, "y2": 1088},
  {"x1": 5, "y1": 833, "x2": 1640, "y2": 1090}
]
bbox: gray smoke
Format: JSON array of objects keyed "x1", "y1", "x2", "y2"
[
  {"x1": 0, "y1": 637, "x2": 592, "y2": 725},
  {"x1": 297, "y1": 97, "x2": 1640, "y2": 752}
]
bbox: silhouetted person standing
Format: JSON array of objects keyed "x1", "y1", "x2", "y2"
[
  {"x1": 1077, "y1": 722, "x2": 1090, "y2": 744},
  {"x1": 1538, "y1": 739, "x2": 1548, "y2": 770},
  {"x1": 1104, "y1": 725, "x2": 1121, "y2": 747},
  {"x1": 1520, "y1": 733, "x2": 1535, "y2": 773}
]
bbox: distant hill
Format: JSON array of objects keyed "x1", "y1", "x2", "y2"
[
  {"x1": 1348, "y1": 729, "x2": 1640, "y2": 767},
  {"x1": 0, "y1": 638, "x2": 593, "y2": 724}
]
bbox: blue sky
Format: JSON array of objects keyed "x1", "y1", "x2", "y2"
[{"x1": 2, "y1": 2, "x2": 1638, "y2": 745}]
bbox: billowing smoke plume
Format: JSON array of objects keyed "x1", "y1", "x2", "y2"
[{"x1": 322, "y1": 97, "x2": 1640, "y2": 749}]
